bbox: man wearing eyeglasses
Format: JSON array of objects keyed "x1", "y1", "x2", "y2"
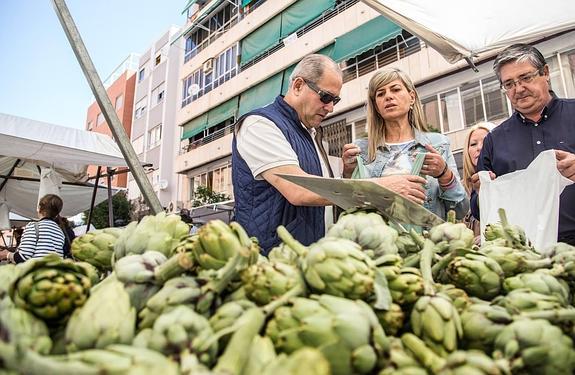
[
  {"x1": 232, "y1": 54, "x2": 426, "y2": 253},
  {"x1": 470, "y1": 44, "x2": 575, "y2": 245}
]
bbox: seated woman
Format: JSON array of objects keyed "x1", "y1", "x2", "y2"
[
  {"x1": 462, "y1": 122, "x2": 494, "y2": 238},
  {"x1": 0, "y1": 194, "x2": 66, "y2": 263},
  {"x1": 342, "y1": 67, "x2": 468, "y2": 220}
]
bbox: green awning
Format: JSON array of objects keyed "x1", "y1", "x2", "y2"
[
  {"x1": 238, "y1": 73, "x2": 283, "y2": 117},
  {"x1": 206, "y1": 96, "x2": 238, "y2": 128},
  {"x1": 281, "y1": 0, "x2": 335, "y2": 38},
  {"x1": 181, "y1": 112, "x2": 208, "y2": 140},
  {"x1": 241, "y1": 0, "x2": 255, "y2": 7},
  {"x1": 181, "y1": 0, "x2": 198, "y2": 15},
  {"x1": 331, "y1": 16, "x2": 402, "y2": 62},
  {"x1": 181, "y1": 0, "x2": 223, "y2": 37},
  {"x1": 240, "y1": 13, "x2": 282, "y2": 63},
  {"x1": 281, "y1": 44, "x2": 334, "y2": 95}
]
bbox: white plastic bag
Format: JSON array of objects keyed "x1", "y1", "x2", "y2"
[
  {"x1": 479, "y1": 150, "x2": 573, "y2": 253},
  {"x1": 38, "y1": 166, "x2": 63, "y2": 203}
]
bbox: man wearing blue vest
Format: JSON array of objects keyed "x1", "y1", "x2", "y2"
[{"x1": 232, "y1": 54, "x2": 427, "y2": 254}]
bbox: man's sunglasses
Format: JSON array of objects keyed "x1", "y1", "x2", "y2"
[{"x1": 302, "y1": 78, "x2": 341, "y2": 105}]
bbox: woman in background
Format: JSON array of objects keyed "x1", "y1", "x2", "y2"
[{"x1": 462, "y1": 122, "x2": 494, "y2": 237}]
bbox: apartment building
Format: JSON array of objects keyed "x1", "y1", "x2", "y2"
[
  {"x1": 85, "y1": 53, "x2": 139, "y2": 188},
  {"x1": 174, "y1": 0, "x2": 575, "y2": 212},
  {"x1": 128, "y1": 26, "x2": 183, "y2": 217}
]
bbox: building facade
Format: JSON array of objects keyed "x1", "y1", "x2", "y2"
[
  {"x1": 173, "y1": 0, "x2": 575, "y2": 211},
  {"x1": 85, "y1": 53, "x2": 139, "y2": 188},
  {"x1": 128, "y1": 26, "x2": 183, "y2": 216}
]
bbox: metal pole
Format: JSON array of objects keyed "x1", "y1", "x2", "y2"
[
  {"x1": 106, "y1": 167, "x2": 114, "y2": 227},
  {"x1": 86, "y1": 166, "x2": 101, "y2": 233},
  {"x1": 51, "y1": 0, "x2": 163, "y2": 214}
]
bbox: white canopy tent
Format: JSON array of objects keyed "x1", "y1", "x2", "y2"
[
  {"x1": 361, "y1": 0, "x2": 575, "y2": 65},
  {"x1": 0, "y1": 112, "x2": 133, "y2": 220}
]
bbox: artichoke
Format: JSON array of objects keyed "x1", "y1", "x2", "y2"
[
  {"x1": 436, "y1": 284, "x2": 472, "y2": 314},
  {"x1": 379, "y1": 337, "x2": 427, "y2": 375},
  {"x1": 445, "y1": 252, "x2": 504, "y2": 300},
  {"x1": 113, "y1": 212, "x2": 189, "y2": 260},
  {"x1": 70, "y1": 227, "x2": 123, "y2": 271},
  {"x1": 242, "y1": 335, "x2": 277, "y2": 375},
  {"x1": 326, "y1": 211, "x2": 399, "y2": 257},
  {"x1": 133, "y1": 305, "x2": 218, "y2": 366},
  {"x1": 395, "y1": 231, "x2": 421, "y2": 258},
  {"x1": 65, "y1": 275, "x2": 135, "y2": 352},
  {"x1": 209, "y1": 299, "x2": 257, "y2": 348},
  {"x1": 493, "y1": 318, "x2": 575, "y2": 374},
  {"x1": 492, "y1": 288, "x2": 564, "y2": 314},
  {"x1": 265, "y1": 295, "x2": 388, "y2": 375},
  {"x1": 0, "y1": 264, "x2": 20, "y2": 308},
  {"x1": 484, "y1": 209, "x2": 533, "y2": 251},
  {"x1": 240, "y1": 261, "x2": 306, "y2": 305},
  {"x1": 268, "y1": 243, "x2": 299, "y2": 265},
  {"x1": 460, "y1": 303, "x2": 513, "y2": 352},
  {"x1": 503, "y1": 270, "x2": 570, "y2": 306},
  {"x1": 9, "y1": 255, "x2": 94, "y2": 324},
  {"x1": 480, "y1": 243, "x2": 551, "y2": 277},
  {"x1": 387, "y1": 267, "x2": 425, "y2": 306},
  {"x1": 439, "y1": 350, "x2": 507, "y2": 375},
  {"x1": 374, "y1": 302, "x2": 404, "y2": 336},
  {"x1": 261, "y1": 347, "x2": 331, "y2": 375},
  {"x1": 428, "y1": 222, "x2": 474, "y2": 253},
  {"x1": 114, "y1": 250, "x2": 167, "y2": 284},
  {"x1": 550, "y1": 242, "x2": 575, "y2": 283},
  {"x1": 278, "y1": 226, "x2": 391, "y2": 309}
]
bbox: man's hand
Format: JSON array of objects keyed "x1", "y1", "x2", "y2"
[
  {"x1": 556, "y1": 150, "x2": 575, "y2": 182},
  {"x1": 470, "y1": 171, "x2": 496, "y2": 192},
  {"x1": 372, "y1": 174, "x2": 427, "y2": 205},
  {"x1": 341, "y1": 143, "x2": 360, "y2": 178}
]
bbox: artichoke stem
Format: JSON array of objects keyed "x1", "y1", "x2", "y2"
[
  {"x1": 276, "y1": 226, "x2": 307, "y2": 257},
  {"x1": 497, "y1": 208, "x2": 509, "y2": 227},
  {"x1": 209, "y1": 252, "x2": 244, "y2": 294},
  {"x1": 446, "y1": 210, "x2": 456, "y2": 224},
  {"x1": 419, "y1": 239, "x2": 436, "y2": 295},
  {"x1": 154, "y1": 252, "x2": 195, "y2": 284},
  {"x1": 521, "y1": 308, "x2": 575, "y2": 322},
  {"x1": 262, "y1": 284, "x2": 304, "y2": 317},
  {"x1": 401, "y1": 333, "x2": 446, "y2": 373},
  {"x1": 213, "y1": 308, "x2": 266, "y2": 375},
  {"x1": 409, "y1": 228, "x2": 425, "y2": 248}
]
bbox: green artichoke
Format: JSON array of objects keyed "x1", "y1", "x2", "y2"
[
  {"x1": 113, "y1": 212, "x2": 189, "y2": 260},
  {"x1": 503, "y1": 269, "x2": 570, "y2": 306},
  {"x1": 134, "y1": 305, "x2": 218, "y2": 366},
  {"x1": 386, "y1": 267, "x2": 424, "y2": 306},
  {"x1": 460, "y1": 303, "x2": 513, "y2": 352},
  {"x1": 65, "y1": 275, "x2": 135, "y2": 352},
  {"x1": 550, "y1": 242, "x2": 575, "y2": 283},
  {"x1": 480, "y1": 243, "x2": 551, "y2": 277},
  {"x1": 241, "y1": 261, "x2": 306, "y2": 305},
  {"x1": 242, "y1": 335, "x2": 277, "y2": 375},
  {"x1": 265, "y1": 295, "x2": 388, "y2": 375},
  {"x1": 326, "y1": 211, "x2": 399, "y2": 257},
  {"x1": 492, "y1": 288, "x2": 564, "y2": 314},
  {"x1": 445, "y1": 252, "x2": 504, "y2": 300},
  {"x1": 9, "y1": 255, "x2": 94, "y2": 324},
  {"x1": 278, "y1": 226, "x2": 391, "y2": 309},
  {"x1": 439, "y1": 350, "x2": 507, "y2": 375},
  {"x1": 0, "y1": 264, "x2": 20, "y2": 308},
  {"x1": 114, "y1": 250, "x2": 167, "y2": 284},
  {"x1": 436, "y1": 284, "x2": 472, "y2": 314},
  {"x1": 493, "y1": 318, "x2": 575, "y2": 374},
  {"x1": 378, "y1": 337, "x2": 427, "y2": 375},
  {"x1": 428, "y1": 222, "x2": 474, "y2": 253},
  {"x1": 484, "y1": 209, "x2": 533, "y2": 251},
  {"x1": 395, "y1": 231, "x2": 421, "y2": 258},
  {"x1": 268, "y1": 243, "x2": 299, "y2": 265},
  {"x1": 374, "y1": 302, "x2": 404, "y2": 336},
  {"x1": 209, "y1": 299, "x2": 257, "y2": 348},
  {"x1": 261, "y1": 347, "x2": 331, "y2": 375},
  {"x1": 70, "y1": 227, "x2": 123, "y2": 271}
]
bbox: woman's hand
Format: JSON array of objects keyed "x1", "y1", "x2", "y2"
[
  {"x1": 0, "y1": 249, "x2": 10, "y2": 262},
  {"x1": 342, "y1": 143, "x2": 361, "y2": 178},
  {"x1": 420, "y1": 144, "x2": 448, "y2": 178},
  {"x1": 372, "y1": 174, "x2": 427, "y2": 205}
]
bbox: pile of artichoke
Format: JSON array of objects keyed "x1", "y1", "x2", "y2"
[{"x1": 2, "y1": 208, "x2": 575, "y2": 375}]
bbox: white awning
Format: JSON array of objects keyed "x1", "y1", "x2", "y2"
[{"x1": 361, "y1": 0, "x2": 575, "y2": 64}]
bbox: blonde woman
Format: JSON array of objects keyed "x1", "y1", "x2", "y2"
[
  {"x1": 342, "y1": 67, "x2": 468, "y2": 220},
  {"x1": 462, "y1": 122, "x2": 494, "y2": 236}
]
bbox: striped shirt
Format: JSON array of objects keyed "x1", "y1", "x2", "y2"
[{"x1": 15, "y1": 219, "x2": 65, "y2": 262}]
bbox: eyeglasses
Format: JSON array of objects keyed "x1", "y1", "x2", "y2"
[
  {"x1": 302, "y1": 78, "x2": 341, "y2": 105},
  {"x1": 500, "y1": 70, "x2": 542, "y2": 92}
]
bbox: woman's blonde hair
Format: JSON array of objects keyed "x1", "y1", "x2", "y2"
[
  {"x1": 365, "y1": 67, "x2": 428, "y2": 162},
  {"x1": 462, "y1": 122, "x2": 494, "y2": 194}
]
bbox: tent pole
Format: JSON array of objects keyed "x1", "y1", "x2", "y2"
[
  {"x1": 107, "y1": 167, "x2": 114, "y2": 227},
  {"x1": 86, "y1": 166, "x2": 101, "y2": 232},
  {"x1": 51, "y1": 0, "x2": 163, "y2": 215}
]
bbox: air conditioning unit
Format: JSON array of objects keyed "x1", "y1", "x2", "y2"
[{"x1": 202, "y1": 58, "x2": 214, "y2": 73}]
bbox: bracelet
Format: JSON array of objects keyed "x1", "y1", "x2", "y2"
[{"x1": 436, "y1": 163, "x2": 449, "y2": 179}]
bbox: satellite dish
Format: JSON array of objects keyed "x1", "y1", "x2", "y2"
[
  {"x1": 158, "y1": 179, "x2": 168, "y2": 190},
  {"x1": 188, "y1": 84, "x2": 200, "y2": 96}
]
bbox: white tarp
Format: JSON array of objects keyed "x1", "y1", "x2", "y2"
[
  {"x1": 0, "y1": 113, "x2": 133, "y2": 219},
  {"x1": 361, "y1": 0, "x2": 575, "y2": 63}
]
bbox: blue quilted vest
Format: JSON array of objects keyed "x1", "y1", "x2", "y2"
[{"x1": 232, "y1": 96, "x2": 325, "y2": 255}]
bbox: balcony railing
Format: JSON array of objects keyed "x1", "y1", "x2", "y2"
[{"x1": 180, "y1": 123, "x2": 235, "y2": 155}]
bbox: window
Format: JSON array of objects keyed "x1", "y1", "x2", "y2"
[
  {"x1": 148, "y1": 124, "x2": 162, "y2": 149},
  {"x1": 132, "y1": 135, "x2": 144, "y2": 154},
  {"x1": 155, "y1": 54, "x2": 161, "y2": 66},
  {"x1": 138, "y1": 68, "x2": 145, "y2": 82},
  {"x1": 193, "y1": 163, "x2": 233, "y2": 198},
  {"x1": 353, "y1": 119, "x2": 367, "y2": 140},
  {"x1": 422, "y1": 96, "x2": 441, "y2": 132},
  {"x1": 115, "y1": 94, "x2": 124, "y2": 109},
  {"x1": 460, "y1": 81, "x2": 483, "y2": 126},
  {"x1": 322, "y1": 119, "x2": 351, "y2": 157},
  {"x1": 135, "y1": 97, "x2": 147, "y2": 119},
  {"x1": 97, "y1": 112, "x2": 105, "y2": 125},
  {"x1": 152, "y1": 83, "x2": 165, "y2": 107},
  {"x1": 482, "y1": 76, "x2": 508, "y2": 122},
  {"x1": 561, "y1": 49, "x2": 575, "y2": 97},
  {"x1": 439, "y1": 89, "x2": 463, "y2": 133},
  {"x1": 213, "y1": 44, "x2": 239, "y2": 89}
]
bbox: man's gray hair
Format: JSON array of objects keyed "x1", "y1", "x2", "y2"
[
  {"x1": 493, "y1": 44, "x2": 547, "y2": 81},
  {"x1": 289, "y1": 54, "x2": 342, "y2": 86}
]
